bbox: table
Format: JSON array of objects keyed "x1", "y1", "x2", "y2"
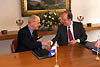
[{"x1": 0, "y1": 45, "x2": 99, "y2": 67}]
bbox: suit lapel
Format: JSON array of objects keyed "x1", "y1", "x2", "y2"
[
  {"x1": 26, "y1": 25, "x2": 36, "y2": 41},
  {"x1": 63, "y1": 26, "x2": 68, "y2": 42},
  {"x1": 32, "y1": 30, "x2": 37, "y2": 40},
  {"x1": 73, "y1": 22, "x2": 77, "y2": 40},
  {"x1": 26, "y1": 25, "x2": 32, "y2": 37}
]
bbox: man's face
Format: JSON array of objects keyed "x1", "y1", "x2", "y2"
[
  {"x1": 61, "y1": 13, "x2": 71, "y2": 26},
  {"x1": 30, "y1": 17, "x2": 41, "y2": 30}
]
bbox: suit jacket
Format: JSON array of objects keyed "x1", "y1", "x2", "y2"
[
  {"x1": 15, "y1": 25, "x2": 42, "y2": 52},
  {"x1": 52, "y1": 21, "x2": 87, "y2": 46}
]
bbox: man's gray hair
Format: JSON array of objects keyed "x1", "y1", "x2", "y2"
[{"x1": 28, "y1": 15, "x2": 37, "y2": 24}]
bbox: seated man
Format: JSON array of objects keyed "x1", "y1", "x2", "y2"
[
  {"x1": 51, "y1": 11, "x2": 87, "y2": 46},
  {"x1": 15, "y1": 15, "x2": 50, "y2": 52}
]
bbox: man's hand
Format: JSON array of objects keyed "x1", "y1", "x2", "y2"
[
  {"x1": 36, "y1": 38, "x2": 42, "y2": 42},
  {"x1": 69, "y1": 40, "x2": 78, "y2": 45},
  {"x1": 44, "y1": 40, "x2": 51, "y2": 47},
  {"x1": 36, "y1": 36, "x2": 43, "y2": 42}
]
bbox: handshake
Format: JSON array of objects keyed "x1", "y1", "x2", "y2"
[
  {"x1": 44, "y1": 40, "x2": 52, "y2": 47},
  {"x1": 36, "y1": 36, "x2": 52, "y2": 47}
]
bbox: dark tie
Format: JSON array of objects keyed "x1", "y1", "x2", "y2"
[
  {"x1": 32, "y1": 31, "x2": 37, "y2": 40},
  {"x1": 68, "y1": 26, "x2": 73, "y2": 41}
]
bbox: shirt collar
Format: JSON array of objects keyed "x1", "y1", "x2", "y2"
[
  {"x1": 70, "y1": 21, "x2": 73, "y2": 27},
  {"x1": 68, "y1": 21, "x2": 73, "y2": 28},
  {"x1": 28, "y1": 25, "x2": 33, "y2": 35}
]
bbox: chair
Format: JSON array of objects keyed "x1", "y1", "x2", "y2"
[{"x1": 11, "y1": 39, "x2": 17, "y2": 53}]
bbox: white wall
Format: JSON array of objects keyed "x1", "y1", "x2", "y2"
[
  {"x1": 0, "y1": 0, "x2": 27, "y2": 31},
  {"x1": 0, "y1": 0, "x2": 100, "y2": 41},
  {"x1": 71, "y1": 0, "x2": 100, "y2": 41},
  {"x1": 72, "y1": 0, "x2": 100, "y2": 23}
]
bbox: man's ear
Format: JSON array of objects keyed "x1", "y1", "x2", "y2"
[{"x1": 30, "y1": 20, "x2": 32, "y2": 24}]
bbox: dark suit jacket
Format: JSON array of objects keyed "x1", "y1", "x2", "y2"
[
  {"x1": 15, "y1": 25, "x2": 42, "y2": 52},
  {"x1": 52, "y1": 21, "x2": 87, "y2": 46}
]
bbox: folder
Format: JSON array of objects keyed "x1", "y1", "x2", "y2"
[{"x1": 32, "y1": 48, "x2": 54, "y2": 59}]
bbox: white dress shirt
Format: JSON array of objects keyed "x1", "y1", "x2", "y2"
[{"x1": 67, "y1": 21, "x2": 80, "y2": 43}]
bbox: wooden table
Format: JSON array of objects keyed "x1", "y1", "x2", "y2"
[
  {"x1": 0, "y1": 26, "x2": 100, "y2": 40},
  {"x1": 0, "y1": 31, "x2": 56, "y2": 40},
  {"x1": 0, "y1": 31, "x2": 18, "y2": 40},
  {"x1": 0, "y1": 45, "x2": 99, "y2": 67}
]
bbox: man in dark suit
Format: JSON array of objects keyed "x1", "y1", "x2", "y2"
[
  {"x1": 15, "y1": 15, "x2": 50, "y2": 52},
  {"x1": 51, "y1": 11, "x2": 87, "y2": 46}
]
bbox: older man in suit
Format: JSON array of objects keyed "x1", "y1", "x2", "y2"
[
  {"x1": 15, "y1": 15, "x2": 50, "y2": 52},
  {"x1": 51, "y1": 11, "x2": 87, "y2": 46}
]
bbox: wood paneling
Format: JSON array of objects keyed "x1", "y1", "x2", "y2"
[{"x1": 0, "y1": 26, "x2": 100, "y2": 40}]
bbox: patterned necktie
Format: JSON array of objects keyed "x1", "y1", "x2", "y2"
[{"x1": 68, "y1": 26, "x2": 73, "y2": 41}]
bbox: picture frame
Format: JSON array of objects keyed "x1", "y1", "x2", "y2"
[{"x1": 21, "y1": 0, "x2": 71, "y2": 17}]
